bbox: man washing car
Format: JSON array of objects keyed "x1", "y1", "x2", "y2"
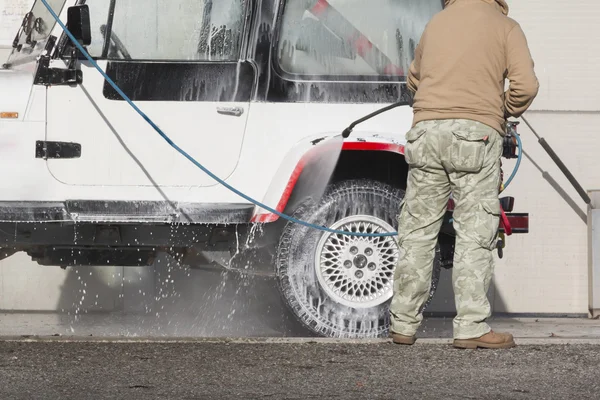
[{"x1": 390, "y1": 0, "x2": 539, "y2": 349}]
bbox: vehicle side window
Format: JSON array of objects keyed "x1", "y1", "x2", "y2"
[
  {"x1": 84, "y1": 0, "x2": 247, "y2": 61},
  {"x1": 276, "y1": 0, "x2": 442, "y2": 79},
  {"x1": 57, "y1": 0, "x2": 256, "y2": 103}
]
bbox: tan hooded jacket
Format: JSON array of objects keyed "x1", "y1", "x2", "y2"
[{"x1": 408, "y1": 0, "x2": 539, "y2": 134}]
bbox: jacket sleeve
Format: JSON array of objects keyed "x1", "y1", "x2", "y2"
[
  {"x1": 504, "y1": 23, "x2": 539, "y2": 118},
  {"x1": 407, "y1": 42, "x2": 422, "y2": 94}
]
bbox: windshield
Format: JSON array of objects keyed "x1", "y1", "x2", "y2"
[
  {"x1": 4, "y1": 0, "x2": 67, "y2": 68},
  {"x1": 277, "y1": 0, "x2": 443, "y2": 77}
]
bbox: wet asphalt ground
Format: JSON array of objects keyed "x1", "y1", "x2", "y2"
[
  {"x1": 2, "y1": 255, "x2": 600, "y2": 399},
  {"x1": 1, "y1": 339, "x2": 599, "y2": 399}
]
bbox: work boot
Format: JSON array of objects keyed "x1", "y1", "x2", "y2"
[
  {"x1": 453, "y1": 331, "x2": 516, "y2": 349},
  {"x1": 390, "y1": 331, "x2": 416, "y2": 345}
]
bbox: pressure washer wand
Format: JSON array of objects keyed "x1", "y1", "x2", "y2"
[
  {"x1": 342, "y1": 101, "x2": 406, "y2": 138},
  {"x1": 521, "y1": 116, "x2": 591, "y2": 205}
]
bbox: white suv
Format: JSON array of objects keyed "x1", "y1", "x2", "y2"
[{"x1": 0, "y1": 0, "x2": 528, "y2": 338}]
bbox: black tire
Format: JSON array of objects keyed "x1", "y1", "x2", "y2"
[{"x1": 276, "y1": 179, "x2": 441, "y2": 338}]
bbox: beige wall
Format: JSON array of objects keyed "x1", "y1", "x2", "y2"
[
  {"x1": 493, "y1": 111, "x2": 593, "y2": 314},
  {"x1": 1, "y1": 1, "x2": 599, "y2": 315},
  {"x1": 489, "y1": 1, "x2": 600, "y2": 314}
]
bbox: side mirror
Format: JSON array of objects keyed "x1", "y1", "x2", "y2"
[{"x1": 66, "y1": 5, "x2": 91, "y2": 46}]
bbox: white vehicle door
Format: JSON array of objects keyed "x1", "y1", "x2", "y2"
[{"x1": 45, "y1": 0, "x2": 252, "y2": 187}]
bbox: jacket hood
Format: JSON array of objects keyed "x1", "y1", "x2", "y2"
[{"x1": 444, "y1": 0, "x2": 509, "y2": 16}]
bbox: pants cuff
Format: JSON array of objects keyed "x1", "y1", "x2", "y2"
[
  {"x1": 453, "y1": 323, "x2": 492, "y2": 340},
  {"x1": 390, "y1": 322, "x2": 419, "y2": 337}
]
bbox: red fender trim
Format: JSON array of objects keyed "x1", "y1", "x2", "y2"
[
  {"x1": 251, "y1": 141, "x2": 530, "y2": 235},
  {"x1": 251, "y1": 142, "x2": 405, "y2": 223}
]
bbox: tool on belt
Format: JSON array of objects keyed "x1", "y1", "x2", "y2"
[{"x1": 496, "y1": 121, "x2": 521, "y2": 258}]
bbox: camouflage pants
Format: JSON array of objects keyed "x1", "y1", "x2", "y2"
[{"x1": 390, "y1": 119, "x2": 503, "y2": 340}]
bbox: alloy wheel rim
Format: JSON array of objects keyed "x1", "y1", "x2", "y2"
[{"x1": 314, "y1": 215, "x2": 398, "y2": 309}]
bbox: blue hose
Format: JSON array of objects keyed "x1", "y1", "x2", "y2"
[
  {"x1": 503, "y1": 133, "x2": 522, "y2": 189},
  {"x1": 39, "y1": 0, "x2": 522, "y2": 238}
]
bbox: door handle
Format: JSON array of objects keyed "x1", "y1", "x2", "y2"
[{"x1": 217, "y1": 106, "x2": 244, "y2": 117}]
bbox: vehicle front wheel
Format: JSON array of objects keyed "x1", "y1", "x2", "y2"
[{"x1": 276, "y1": 179, "x2": 442, "y2": 338}]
